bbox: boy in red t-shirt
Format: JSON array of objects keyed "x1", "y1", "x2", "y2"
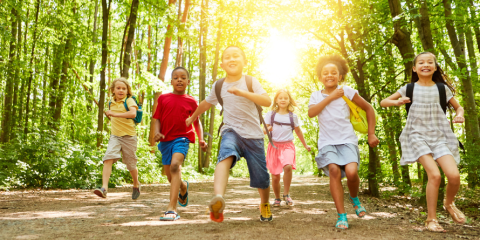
[{"x1": 153, "y1": 66, "x2": 207, "y2": 221}]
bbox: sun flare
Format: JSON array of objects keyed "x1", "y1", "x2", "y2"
[{"x1": 260, "y1": 30, "x2": 299, "y2": 88}]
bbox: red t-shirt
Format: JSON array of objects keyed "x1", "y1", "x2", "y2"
[{"x1": 153, "y1": 93, "x2": 199, "y2": 143}]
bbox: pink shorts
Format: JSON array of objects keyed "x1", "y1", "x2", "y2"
[{"x1": 266, "y1": 141, "x2": 296, "y2": 175}]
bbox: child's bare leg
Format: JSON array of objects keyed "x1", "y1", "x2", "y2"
[
  {"x1": 436, "y1": 155, "x2": 460, "y2": 205},
  {"x1": 166, "y1": 153, "x2": 186, "y2": 215},
  {"x1": 283, "y1": 165, "x2": 293, "y2": 196},
  {"x1": 329, "y1": 164, "x2": 345, "y2": 214},
  {"x1": 214, "y1": 156, "x2": 233, "y2": 196},
  {"x1": 258, "y1": 187, "x2": 270, "y2": 204},
  {"x1": 129, "y1": 168, "x2": 140, "y2": 188},
  {"x1": 102, "y1": 160, "x2": 114, "y2": 191},
  {"x1": 418, "y1": 154, "x2": 441, "y2": 221},
  {"x1": 344, "y1": 162, "x2": 359, "y2": 197},
  {"x1": 271, "y1": 174, "x2": 281, "y2": 199}
]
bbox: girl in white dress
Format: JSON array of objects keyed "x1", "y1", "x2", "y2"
[{"x1": 381, "y1": 52, "x2": 466, "y2": 232}]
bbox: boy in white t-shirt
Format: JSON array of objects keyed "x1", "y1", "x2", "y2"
[
  {"x1": 308, "y1": 55, "x2": 379, "y2": 230},
  {"x1": 186, "y1": 46, "x2": 273, "y2": 222}
]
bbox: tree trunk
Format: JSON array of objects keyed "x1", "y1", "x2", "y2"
[
  {"x1": 175, "y1": 0, "x2": 190, "y2": 67},
  {"x1": 88, "y1": 0, "x2": 99, "y2": 94},
  {"x1": 121, "y1": 0, "x2": 139, "y2": 78},
  {"x1": 97, "y1": 0, "x2": 110, "y2": 147},
  {"x1": 198, "y1": 0, "x2": 209, "y2": 170},
  {"x1": 24, "y1": 0, "x2": 41, "y2": 136},
  {"x1": 444, "y1": 0, "x2": 480, "y2": 188},
  {"x1": 0, "y1": 6, "x2": 18, "y2": 143}
]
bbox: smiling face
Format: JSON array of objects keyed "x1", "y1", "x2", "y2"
[
  {"x1": 171, "y1": 68, "x2": 190, "y2": 94},
  {"x1": 413, "y1": 53, "x2": 437, "y2": 78},
  {"x1": 220, "y1": 47, "x2": 247, "y2": 77},
  {"x1": 276, "y1": 92, "x2": 290, "y2": 110},
  {"x1": 113, "y1": 81, "x2": 128, "y2": 101},
  {"x1": 320, "y1": 63, "x2": 342, "y2": 88}
]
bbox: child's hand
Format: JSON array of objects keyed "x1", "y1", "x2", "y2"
[
  {"x1": 267, "y1": 126, "x2": 273, "y2": 132},
  {"x1": 199, "y1": 140, "x2": 208, "y2": 151},
  {"x1": 154, "y1": 132, "x2": 165, "y2": 142},
  {"x1": 106, "y1": 110, "x2": 114, "y2": 117},
  {"x1": 330, "y1": 88, "x2": 344, "y2": 99},
  {"x1": 227, "y1": 86, "x2": 244, "y2": 96},
  {"x1": 185, "y1": 116, "x2": 194, "y2": 127},
  {"x1": 305, "y1": 145, "x2": 311, "y2": 152},
  {"x1": 396, "y1": 97, "x2": 411, "y2": 106},
  {"x1": 368, "y1": 134, "x2": 380, "y2": 148},
  {"x1": 452, "y1": 115, "x2": 465, "y2": 124}
]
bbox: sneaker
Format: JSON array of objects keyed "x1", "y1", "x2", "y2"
[
  {"x1": 209, "y1": 195, "x2": 225, "y2": 223},
  {"x1": 132, "y1": 186, "x2": 141, "y2": 200},
  {"x1": 260, "y1": 203, "x2": 273, "y2": 222},
  {"x1": 93, "y1": 187, "x2": 107, "y2": 198}
]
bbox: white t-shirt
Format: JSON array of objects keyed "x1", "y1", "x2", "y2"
[
  {"x1": 308, "y1": 85, "x2": 359, "y2": 150},
  {"x1": 205, "y1": 75, "x2": 267, "y2": 139},
  {"x1": 264, "y1": 111, "x2": 300, "y2": 142}
]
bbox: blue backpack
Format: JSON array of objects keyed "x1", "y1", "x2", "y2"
[{"x1": 109, "y1": 96, "x2": 143, "y2": 125}]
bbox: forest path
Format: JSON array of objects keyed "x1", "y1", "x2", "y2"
[{"x1": 0, "y1": 176, "x2": 478, "y2": 240}]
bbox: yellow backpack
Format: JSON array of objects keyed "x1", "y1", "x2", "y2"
[{"x1": 341, "y1": 87, "x2": 377, "y2": 134}]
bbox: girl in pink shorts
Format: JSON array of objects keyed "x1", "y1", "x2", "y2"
[{"x1": 265, "y1": 89, "x2": 311, "y2": 207}]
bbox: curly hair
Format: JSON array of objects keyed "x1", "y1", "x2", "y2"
[
  {"x1": 109, "y1": 77, "x2": 133, "y2": 100},
  {"x1": 271, "y1": 89, "x2": 297, "y2": 112},
  {"x1": 315, "y1": 54, "x2": 350, "y2": 82}
]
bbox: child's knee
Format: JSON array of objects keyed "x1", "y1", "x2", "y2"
[
  {"x1": 170, "y1": 163, "x2": 181, "y2": 173},
  {"x1": 446, "y1": 173, "x2": 461, "y2": 185},
  {"x1": 428, "y1": 172, "x2": 442, "y2": 185},
  {"x1": 283, "y1": 165, "x2": 293, "y2": 172},
  {"x1": 272, "y1": 174, "x2": 281, "y2": 182},
  {"x1": 328, "y1": 165, "x2": 341, "y2": 177}
]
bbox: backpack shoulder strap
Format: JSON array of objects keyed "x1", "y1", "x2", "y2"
[
  {"x1": 289, "y1": 111, "x2": 295, "y2": 130},
  {"x1": 123, "y1": 97, "x2": 129, "y2": 112},
  {"x1": 271, "y1": 111, "x2": 276, "y2": 126},
  {"x1": 215, "y1": 78, "x2": 226, "y2": 107},
  {"x1": 245, "y1": 75, "x2": 253, "y2": 92},
  {"x1": 436, "y1": 82, "x2": 447, "y2": 114},
  {"x1": 108, "y1": 100, "x2": 112, "y2": 110},
  {"x1": 406, "y1": 83, "x2": 415, "y2": 116}
]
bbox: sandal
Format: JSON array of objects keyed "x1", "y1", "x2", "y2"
[
  {"x1": 160, "y1": 211, "x2": 180, "y2": 221},
  {"x1": 349, "y1": 195, "x2": 366, "y2": 218},
  {"x1": 273, "y1": 198, "x2": 281, "y2": 207},
  {"x1": 425, "y1": 219, "x2": 446, "y2": 232},
  {"x1": 443, "y1": 200, "x2": 466, "y2": 224},
  {"x1": 178, "y1": 180, "x2": 189, "y2": 207},
  {"x1": 336, "y1": 213, "x2": 348, "y2": 229},
  {"x1": 209, "y1": 195, "x2": 225, "y2": 223},
  {"x1": 283, "y1": 194, "x2": 294, "y2": 206}
]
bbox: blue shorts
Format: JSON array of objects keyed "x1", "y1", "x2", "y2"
[
  {"x1": 158, "y1": 137, "x2": 190, "y2": 165},
  {"x1": 218, "y1": 129, "x2": 270, "y2": 189}
]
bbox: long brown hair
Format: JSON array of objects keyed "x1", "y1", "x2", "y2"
[
  {"x1": 271, "y1": 89, "x2": 297, "y2": 112},
  {"x1": 109, "y1": 77, "x2": 133, "y2": 100}
]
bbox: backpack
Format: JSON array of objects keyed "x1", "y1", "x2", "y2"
[
  {"x1": 214, "y1": 75, "x2": 277, "y2": 148},
  {"x1": 405, "y1": 82, "x2": 464, "y2": 151},
  {"x1": 109, "y1": 96, "x2": 143, "y2": 125},
  {"x1": 270, "y1": 111, "x2": 295, "y2": 131}
]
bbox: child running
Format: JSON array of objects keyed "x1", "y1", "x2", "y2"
[
  {"x1": 186, "y1": 46, "x2": 273, "y2": 222},
  {"x1": 94, "y1": 77, "x2": 141, "y2": 200},
  {"x1": 380, "y1": 52, "x2": 465, "y2": 232},
  {"x1": 265, "y1": 89, "x2": 311, "y2": 207},
  {"x1": 153, "y1": 66, "x2": 207, "y2": 221},
  {"x1": 308, "y1": 55, "x2": 379, "y2": 229}
]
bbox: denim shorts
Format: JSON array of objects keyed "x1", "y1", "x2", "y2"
[
  {"x1": 218, "y1": 129, "x2": 270, "y2": 189},
  {"x1": 158, "y1": 137, "x2": 190, "y2": 165}
]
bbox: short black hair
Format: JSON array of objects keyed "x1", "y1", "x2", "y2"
[
  {"x1": 171, "y1": 66, "x2": 190, "y2": 78},
  {"x1": 315, "y1": 54, "x2": 349, "y2": 82},
  {"x1": 221, "y1": 46, "x2": 247, "y2": 62}
]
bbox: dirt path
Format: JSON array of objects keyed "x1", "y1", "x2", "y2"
[{"x1": 1, "y1": 176, "x2": 478, "y2": 240}]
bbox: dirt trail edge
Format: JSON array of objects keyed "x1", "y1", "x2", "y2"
[{"x1": 1, "y1": 176, "x2": 478, "y2": 240}]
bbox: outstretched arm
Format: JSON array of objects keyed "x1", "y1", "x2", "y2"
[
  {"x1": 380, "y1": 92, "x2": 410, "y2": 108},
  {"x1": 294, "y1": 127, "x2": 311, "y2": 151},
  {"x1": 449, "y1": 97, "x2": 465, "y2": 124},
  {"x1": 193, "y1": 118, "x2": 207, "y2": 151},
  {"x1": 106, "y1": 106, "x2": 136, "y2": 119},
  {"x1": 227, "y1": 86, "x2": 271, "y2": 107},
  {"x1": 352, "y1": 93, "x2": 379, "y2": 148},
  {"x1": 186, "y1": 100, "x2": 213, "y2": 126}
]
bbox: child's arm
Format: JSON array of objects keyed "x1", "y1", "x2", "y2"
[
  {"x1": 106, "y1": 106, "x2": 136, "y2": 118},
  {"x1": 449, "y1": 97, "x2": 465, "y2": 124},
  {"x1": 193, "y1": 118, "x2": 208, "y2": 151},
  {"x1": 380, "y1": 92, "x2": 411, "y2": 108},
  {"x1": 308, "y1": 88, "x2": 344, "y2": 118},
  {"x1": 352, "y1": 93, "x2": 380, "y2": 148},
  {"x1": 294, "y1": 126, "x2": 311, "y2": 151},
  {"x1": 186, "y1": 100, "x2": 213, "y2": 126},
  {"x1": 227, "y1": 86, "x2": 271, "y2": 107},
  {"x1": 153, "y1": 119, "x2": 165, "y2": 142}
]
